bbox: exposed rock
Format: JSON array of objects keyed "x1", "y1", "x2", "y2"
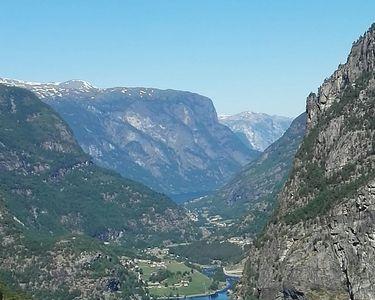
[
  {"x1": 0, "y1": 85, "x2": 199, "y2": 298},
  {"x1": 0, "y1": 79, "x2": 259, "y2": 200},
  {"x1": 186, "y1": 113, "x2": 306, "y2": 236},
  {"x1": 282, "y1": 287, "x2": 306, "y2": 300},
  {"x1": 238, "y1": 24, "x2": 375, "y2": 300},
  {"x1": 219, "y1": 112, "x2": 292, "y2": 151}
]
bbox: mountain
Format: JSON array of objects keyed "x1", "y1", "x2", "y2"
[
  {"x1": 0, "y1": 85, "x2": 199, "y2": 298},
  {"x1": 238, "y1": 24, "x2": 375, "y2": 300},
  {"x1": 0, "y1": 79, "x2": 259, "y2": 200},
  {"x1": 0, "y1": 199, "x2": 148, "y2": 299},
  {"x1": 186, "y1": 113, "x2": 306, "y2": 235},
  {"x1": 219, "y1": 112, "x2": 293, "y2": 151}
]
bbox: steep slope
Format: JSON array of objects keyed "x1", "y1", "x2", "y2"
[
  {"x1": 219, "y1": 112, "x2": 292, "y2": 151},
  {"x1": 186, "y1": 113, "x2": 306, "y2": 235},
  {"x1": 0, "y1": 79, "x2": 259, "y2": 200},
  {"x1": 238, "y1": 25, "x2": 375, "y2": 300},
  {"x1": 0, "y1": 198, "x2": 148, "y2": 299},
  {"x1": 0, "y1": 85, "x2": 198, "y2": 298}
]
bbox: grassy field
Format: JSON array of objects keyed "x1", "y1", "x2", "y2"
[
  {"x1": 139, "y1": 263, "x2": 155, "y2": 279},
  {"x1": 139, "y1": 260, "x2": 215, "y2": 297}
]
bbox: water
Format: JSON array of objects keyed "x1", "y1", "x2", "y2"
[
  {"x1": 154, "y1": 267, "x2": 239, "y2": 300},
  {"x1": 187, "y1": 290, "x2": 229, "y2": 300},
  {"x1": 186, "y1": 272, "x2": 238, "y2": 300},
  {"x1": 163, "y1": 276, "x2": 237, "y2": 300}
]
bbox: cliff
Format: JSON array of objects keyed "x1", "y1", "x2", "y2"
[
  {"x1": 0, "y1": 79, "x2": 259, "y2": 200},
  {"x1": 238, "y1": 24, "x2": 375, "y2": 300}
]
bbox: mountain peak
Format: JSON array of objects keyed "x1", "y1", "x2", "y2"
[
  {"x1": 240, "y1": 24, "x2": 375, "y2": 299},
  {"x1": 0, "y1": 78, "x2": 99, "y2": 99},
  {"x1": 59, "y1": 79, "x2": 96, "y2": 90},
  {"x1": 307, "y1": 23, "x2": 375, "y2": 131},
  {"x1": 219, "y1": 111, "x2": 293, "y2": 151}
]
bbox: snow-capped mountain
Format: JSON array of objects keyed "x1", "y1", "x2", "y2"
[
  {"x1": 219, "y1": 111, "x2": 293, "y2": 151},
  {"x1": 0, "y1": 78, "x2": 98, "y2": 99},
  {"x1": 0, "y1": 77, "x2": 259, "y2": 201}
]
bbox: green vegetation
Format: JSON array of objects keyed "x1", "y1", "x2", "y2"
[
  {"x1": 139, "y1": 260, "x2": 216, "y2": 297},
  {"x1": 169, "y1": 241, "x2": 243, "y2": 265},
  {"x1": 284, "y1": 71, "x2": 375, "y2": 224},
  {"x1": 186, "y1": 113, "x2": 306, "y2": 238},
  {"x1": 233, "y1": 180, "x2": 286, "y2": 237},
  {"x1": 0, "y1": 85, "x2": 198, "y2": 298},
  {"x1": 0, "y1": 230, "x2": 148, "y2": 299},
  {"x1": 0, "y1": 85, "x2": 197, "y2": 245},
  {"x1": 285, "y1": 169, "x2": 372, "y2": 225},
  {"x1": 208, "y1": 267, "x2": 226, "y2": 291},
  {"x1": 212, "y1": 267, "x2": 226, "y2": 282},
  {"x1": 149, "y1": 269, "x2": 174, "y2": 283},
  {"x1": 0, "y1": 282, "x2": 29, "y2": 300},
  {"x1": 241, "y1": 263, "x2": 259, "y2": 300}
]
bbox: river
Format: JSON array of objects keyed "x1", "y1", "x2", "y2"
[{"x1": 187, "y1": 275, "x2": 238, "y2": 300}]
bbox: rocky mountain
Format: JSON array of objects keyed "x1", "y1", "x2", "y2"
[
  {"x1": 0, "y1": 78, "x2": 259, "y2": 201},
  {"x1": 238, "y1": 24, "x2": 375, "y2": 299},
  {"x1": 219, "y1": 112, "x2": 292, "y2": 151},
  {"x1": 0, "y1": 85, "x2": 199, "y2": 298},
  {"x1": 186, "y1": 113, "x2": 306, "y2": 235}
]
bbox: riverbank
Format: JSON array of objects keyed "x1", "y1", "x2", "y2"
[
  {"x1": 154, "y1": 275, "x2": 239, "y2": 300},
  {"x1": 223, "y1": 267, "x2": 242, "y2": 278},
  {"x1": 155, "y1": 283, "x2": 229, "y2": 299}
]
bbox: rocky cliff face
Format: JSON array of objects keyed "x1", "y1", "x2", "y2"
[
  {"x1": 186, "y1": 113, "x2": 306, "y2": 235},
  {"x1": 219, "y1": 112, "x2": 292, "y2": 151},
  {"x1": 0, "y1": 85, "x2": 198, "y2": 298},
  {"x1": 0, "y1": 79, "x2": 259, "y2": 200},
  {"x1": 238, "y1": 25, "x2": 375, "y2": 300}
]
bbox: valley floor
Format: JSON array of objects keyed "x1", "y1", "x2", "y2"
[{"x1": 131, "y1": 245, "x2": 240, "y2": 298}]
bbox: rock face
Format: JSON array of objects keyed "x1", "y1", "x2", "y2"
[
  {"x1": 238, "y1": 25, "x2": 375, "y2": 300},
  {"x1": 0, "y1": 85, "x2": 198, "y2": 298},
  {"x1": 219, "y1": 112, "x2": 292, "y2": 151},
  {"x1": 0, "y1": 79, "x2": 259, "y2": 200},
  {"x1": 186, "y1": 113, "x2": 306, "y2": 235}
]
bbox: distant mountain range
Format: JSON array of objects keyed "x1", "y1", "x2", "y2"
[
  {"x1": 186, "y1": 113, "x2": 306, "y2": 236},
  {"x1": 0, "y1": 78, "x2": 260, "y2": 201},
  {"x1": 219, "y1": 112, "x2": 293, "y2": 151}
]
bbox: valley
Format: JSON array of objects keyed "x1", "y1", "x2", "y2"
[
  {"x1": 185, "y1": 112, "x2": 307, "y2": 239},
  {"x1": 0, "y1": 83, "x2": 251, "y2": 299},
  {"x1": 0, "y1": 4, "x2": 375, "y2": 300},
  {"x1": 0, "y1": 78, "x2": 261, "y2": 201},
  {"x1": 136, "y1": 244, "x2": 243, "y2": 299},
  {"x1": 219, "y1": 112, "x2": 292, "y2": 152}
]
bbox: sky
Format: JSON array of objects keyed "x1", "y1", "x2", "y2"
[{"x1": 0, "y1": 1, "x2": 374, "y2": 117}]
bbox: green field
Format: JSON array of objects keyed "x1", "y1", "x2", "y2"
[{"x1": 139, "y1": 260, "x2": 218, "y2": 297}]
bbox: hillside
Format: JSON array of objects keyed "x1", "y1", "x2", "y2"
[
  {"x1": 238, "y1": 24, "x2": 375, "y2": 300},
  {"x1": 0, "y1": 85, "x2": 198, "y2": 298},
  {"x1": 186, "y1": 113, "x2": 306, "y2": 236},
  {"x1": 0, "y1": 79, "x2": 259, "y2": 200},
  {"x1": 219, "y1": 112, "x2": 292, "y2": 151},
  {"x1": 0, "y1": 280, "x2": 29, "y2": 300}
]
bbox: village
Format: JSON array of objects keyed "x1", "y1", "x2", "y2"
[{"x1": 117, "y1": 247, "x2": 217, "y2": 297}]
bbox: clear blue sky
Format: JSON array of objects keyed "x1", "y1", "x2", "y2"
[{"x1": 0, "y1": 1, "x2": 374, "y2": 117}]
